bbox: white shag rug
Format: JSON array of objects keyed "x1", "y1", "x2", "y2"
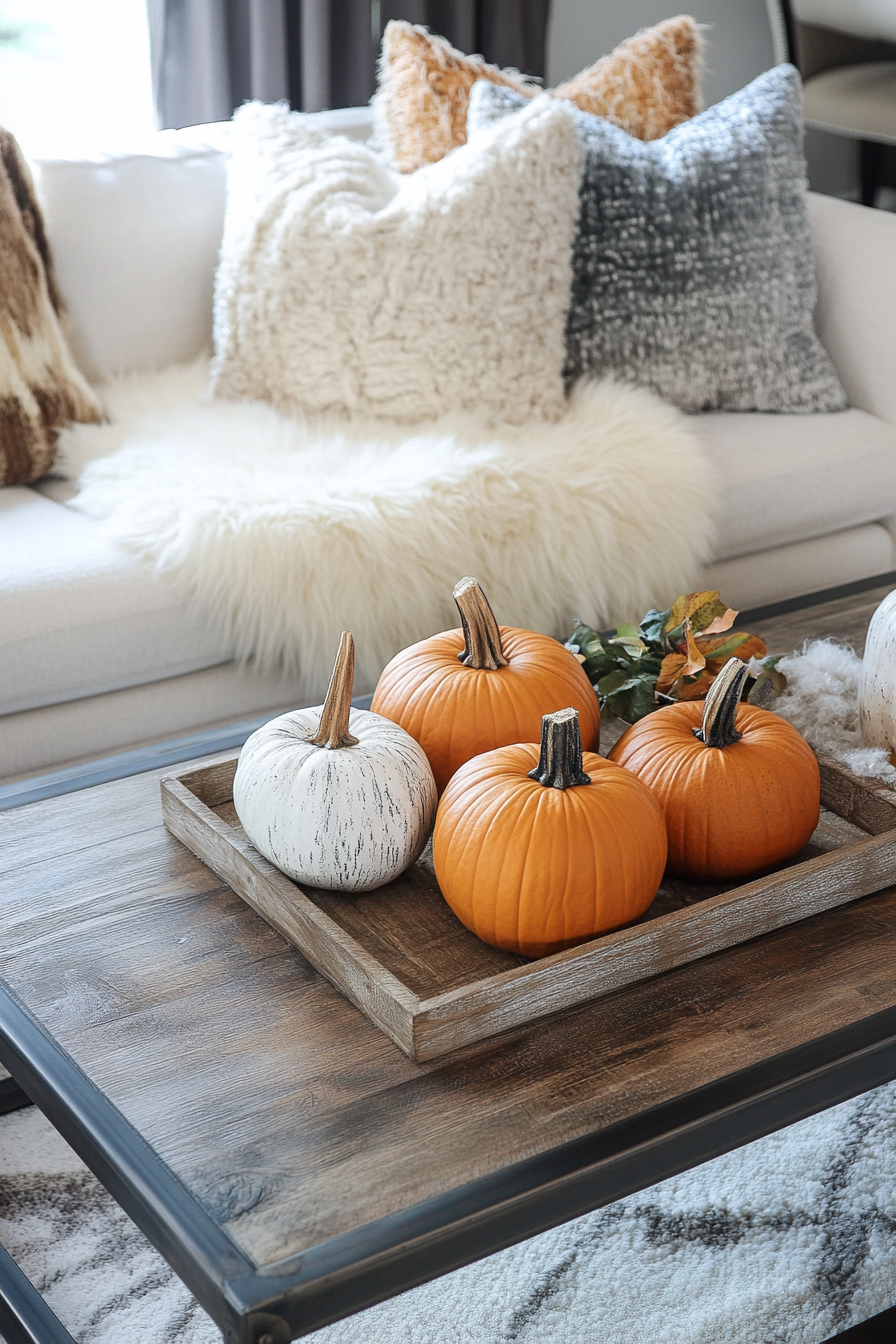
[
  {"x1": 57, "y1": 360, "x2": 714, "y2": 696},
  {"x1": 4, "y1": 1083, "x2": 896, "y2": 1344}
]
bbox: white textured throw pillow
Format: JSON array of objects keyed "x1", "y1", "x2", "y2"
[{"x1": 211, "y1": 99, "x2": 582, "y2": 426}]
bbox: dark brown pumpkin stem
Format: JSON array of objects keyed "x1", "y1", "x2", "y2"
[
  {"x1": 454, "y1": 576, "x2": 509, "y2": 670},
  {"x1": 528, "y1": 708, "x2": 592, "y2": 789},
  {"x1": 309, "y1": 631, "x2": 360, "y2": 749},
  {"x1": 694, "y1": 658, "x2": 749, "y2": 748}
]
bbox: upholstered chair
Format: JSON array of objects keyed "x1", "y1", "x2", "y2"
[{"x1": 786, "y1": 0, "x2": 896, "y2": 205}]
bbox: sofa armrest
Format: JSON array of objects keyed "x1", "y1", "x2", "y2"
[{"x1": 809, "y1": 191, "x2": 896, "y2": 426}]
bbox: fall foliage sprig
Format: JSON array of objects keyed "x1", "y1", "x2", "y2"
[{"x1": 567, "y1": 590, "x2": 786, "y2": 724}]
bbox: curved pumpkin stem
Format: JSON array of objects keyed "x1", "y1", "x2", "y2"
[
  {"x1": 309, "y1": 631, "x2": 360, "y2": 749},
  {"x1": 453, "y1": 577, "x2": 509, "y2": 671},
  {"x1": 694, "y1": 658, "x2": 749, "y2": 748},
  {"x1": 528, "y1": 708, "x2": 592, "y2": 789}
]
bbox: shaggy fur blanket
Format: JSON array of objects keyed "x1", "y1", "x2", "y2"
[
  {"x1": 59, "y1": 361, "x2": 714, "y2": 697},
  {"x1": 776, "y1": 638, "x2": 896, "y2": 783}
]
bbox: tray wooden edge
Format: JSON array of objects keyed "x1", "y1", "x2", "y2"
[
  {"x1": 818, "y1": 752, "x2": 896, "y2": 835},
  {"x1": 160, "y1": 751, "x2": 896, "y2": 1065},
  {"x1": 160, "y1": 768, "x2": 422, "y2": 1058}
]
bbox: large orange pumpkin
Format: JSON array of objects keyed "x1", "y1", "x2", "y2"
[
  {"x1": 371, "y1": 577, "x2": 601, "y2": 793},
  {"x1": 433, "y1": 707, "x2": 667, "y2": 957},
  {"x1": 608, "y1": 659, "x2": 820, "y2": 881}
]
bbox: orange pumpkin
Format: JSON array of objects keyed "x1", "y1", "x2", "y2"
[
  {"x1": 433, "y1": 707, "x2": 667, "y2": 957},
  {"x1": 608, "y1": 659, "x2": 820, "y2": 881},
  {"x1": 371, "y1": 577, "x2": 601, "y2": 793}
]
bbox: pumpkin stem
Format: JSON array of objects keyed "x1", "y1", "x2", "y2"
[
  {"x1": 453, "y1": 577, "x2": 509, "y2": 670},
  {"x1": 694, "y1": 658, "x2": 750, "y2": 748},
  {"x1": 309, "y1": 631, "x2": 360, "y2": 749},
  {"x1": 528, "y1": 708, "x2": 592, "y2": 789}
]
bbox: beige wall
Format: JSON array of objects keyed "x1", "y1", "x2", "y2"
[{"x1": 547, "y1": 0, "x2": 781, "y2": 104}]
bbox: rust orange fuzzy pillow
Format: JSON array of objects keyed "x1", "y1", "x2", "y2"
[{"x1": 374, "y1": 15, "x2": 704, "y2": 174}]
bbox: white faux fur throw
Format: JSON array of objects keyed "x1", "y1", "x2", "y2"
[
  {"x1": 60, "y1": 360, "x2": 714, "y2": 695},
  {"x1": 211, "y1": 98, "x2": 581, "y2": 427},
  {"x1": 775, "y1": 638, "x2": 896, "y2": 783}
]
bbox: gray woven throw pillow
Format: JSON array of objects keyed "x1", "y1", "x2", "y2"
[{"x1": 468, "y1": 68, "x2": 847, "y2": 413}]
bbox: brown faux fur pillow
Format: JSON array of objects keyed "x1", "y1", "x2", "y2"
[
  {"x1": 0, "y1": 128, "x2": 101, "y2": 487},
  {"x1": 374, "y1": 16, "x2": 705, "y2": 174}
]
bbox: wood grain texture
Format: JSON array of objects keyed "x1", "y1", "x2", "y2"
[
  {"x1": 818, "y1": 752, "x2": 896, "y2": 835},
  {"x1": 4, "y1": 588, "x2": 896, "y2": 1270},
  {"x1": 161, "y1": 775, "x2": 420, "y2": 1056},
  {"x1": 162, "y1": 746, "x2": 895, "y2": 1061},
  {"x1": 5, "y1": 806, "x2": 896, "y2": 1268},
  {"x1": 749, "y1": 583, "x2": 894, "y2": 657}
]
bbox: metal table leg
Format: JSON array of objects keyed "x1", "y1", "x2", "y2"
[
  {"x1": 0, "y1": 1076, "x2": 31, "y2": 1115},
  {"x1": 0, "y1": 1241, "x2": 78, "y2": 1344}
]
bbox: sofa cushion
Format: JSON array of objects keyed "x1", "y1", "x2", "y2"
[
  {"x1": 469, "y1": 69, "x2": 848, "y2": 414},
  {"x1": 373, "y1": 15, "x2": 704, "y2": 174},
  {"x1": 31, "y1": 108, "x2": 374, "y2": 380},
  {"x1": 211, "y1": 98, "x2": 581, "y2": 426},
  {"x1": 694, "y1": 408, "x2": 896, "y2": 562},
  {"x1": 0, "y1": 487, "x2": 232, "y2": 717}
]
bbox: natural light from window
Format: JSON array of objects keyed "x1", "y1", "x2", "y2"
[{"x1": 0, "y1": 0, "x2": 155, "y2": 158}]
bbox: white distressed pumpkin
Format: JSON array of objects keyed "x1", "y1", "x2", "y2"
[
  {"x1": 233, "y1": 633, "x2": 437, "y2": 892},
  {"x1": 860, "y1": 587, "x2": 896, "y2": 755}
]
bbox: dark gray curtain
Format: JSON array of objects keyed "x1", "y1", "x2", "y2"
[
  {"x1": 147, "y1": 0, "x2": 549, "y2": 128},
  {"x1": 379, "y1": 0, "x2": 549, "y2": 79}
]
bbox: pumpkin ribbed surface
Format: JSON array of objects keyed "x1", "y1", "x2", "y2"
[
  {"x1": 608, "y1": 699, "x2": 820, "y2": 881},
  {"x1": 372, "y1": 625, "x2": 601, "y2": 794},
  {"x1": 433, "y1": 744, "x2": 666, "y2": 958}
]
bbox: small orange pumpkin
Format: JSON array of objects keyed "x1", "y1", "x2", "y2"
[
  {"x1": 608, "y1": 659, "x2": 820, "y2": 881},
  {"x1": 433, "y1": 707, "x2": 667, "y2": 957},
  {"x1": 371, "y1": 577, "x2": 601, "y2": 793}
]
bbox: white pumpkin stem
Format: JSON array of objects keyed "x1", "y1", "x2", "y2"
[
  {"x1": 694, "y1": 658, "x2": 749, "y2": 748},
  {"x1": 309, "y1": 631, "x2": 360, "y2": 750},
  {"x1": 453, "y1": 577, "x2": 509, "y2": 670},
  {"x1": 528, "y1": 708, "x2": 592, "y2": 789}
]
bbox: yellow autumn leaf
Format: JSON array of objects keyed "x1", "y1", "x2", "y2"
[
  {"x1": 656, "y1": 652, "x2": 687, "y2": 693},
  {"x1": 664, "y1": 590, "x2": 721, "y2": 633},
  {"x1": 681, "y1": 622, "x2": 707, "y2": 678}
]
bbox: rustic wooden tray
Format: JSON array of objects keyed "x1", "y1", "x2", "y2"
[{"x1": 161, "y1": 729, "x2": 896, "y2": 1062}]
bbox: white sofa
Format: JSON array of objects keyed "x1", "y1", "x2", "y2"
[{"x1": 3, "y1": 107, "x2": 896, "y2": 785}]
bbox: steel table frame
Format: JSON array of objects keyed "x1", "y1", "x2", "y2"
[
  {"x1": 3, "y1": 984, "x2": 896, "y2": 1344},
  {"x1": 6, "y1": 573, "x2": 896, "y2": 1343}
]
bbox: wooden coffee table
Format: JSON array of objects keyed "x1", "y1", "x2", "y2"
[{"x1": 3, "y1": 581, "x2": 896, "y2": 1344}]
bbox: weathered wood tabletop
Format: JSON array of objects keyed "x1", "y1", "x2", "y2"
[{"x1": 2, "y1": 583, "x2": 896, "y2": 1340}]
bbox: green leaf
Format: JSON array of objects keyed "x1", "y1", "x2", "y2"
[
  {"x1": 597, "y1": 669, "x2": 637, "y2": 697},
  {"x1": 615, "y1": 623, "x2": 639, "y2": 638},
  {"x1": 608, "y1": 634, "x2": 648, "y2": 654},
  {"x1": 662, "y1": 621, "x2": 686, "y2": 652},
  {"x1": 639, "y1": 608, "x2": 670, "y2": 645},
  {"x1": 748, "y1": 670, "x2": 785, "y2": 708},
  {"x1": 605, "y1": 677, "x2": 658, "y2": 723}
]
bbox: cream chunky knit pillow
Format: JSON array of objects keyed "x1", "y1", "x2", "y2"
[{"x1": 211, "y1": 98, "x2": 582, "y2": 427}]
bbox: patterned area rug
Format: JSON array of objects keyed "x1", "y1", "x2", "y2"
[{"x1": 3, "y1": 1084, "x2": 896, "y2": 1344}]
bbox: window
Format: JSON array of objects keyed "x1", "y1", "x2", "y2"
[{"x1": 0, "y1": 0, "x2": 155, "y2": 157}]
